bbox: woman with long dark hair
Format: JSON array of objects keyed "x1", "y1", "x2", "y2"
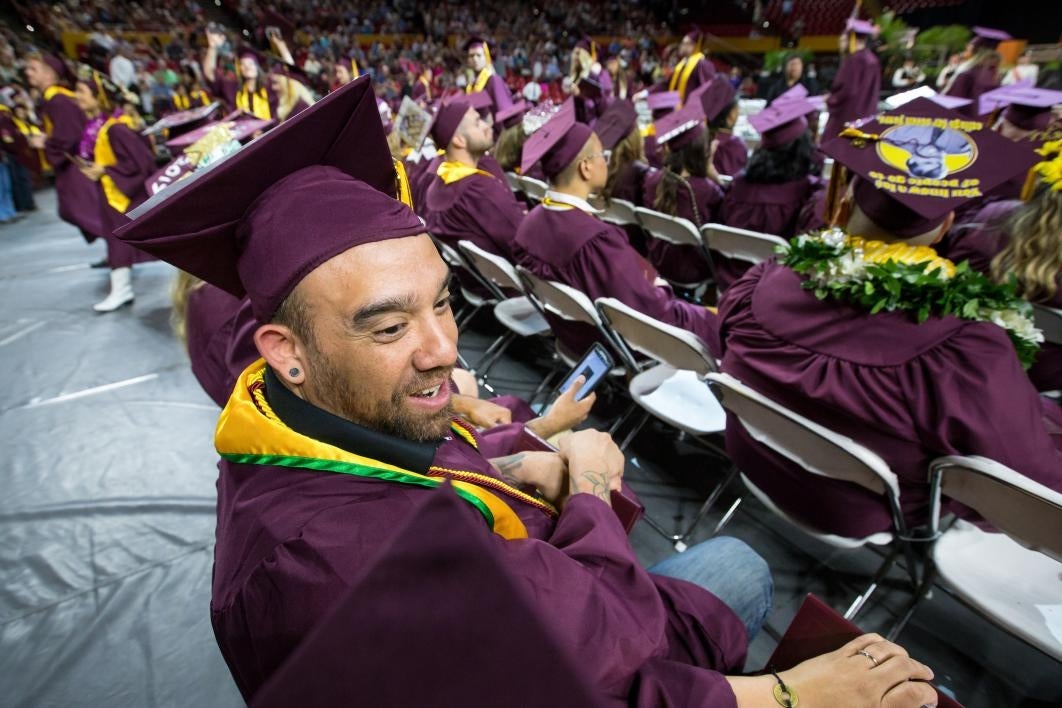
[
  {"x1": 642, "y1": 103, "x2": 725, "y2": 287},
  {"x1": 718, "y1": 98, "x2": 826, "y2": 292},
  {"x1": 72, "y1": 67, "x2": 156, "y2": 311}
]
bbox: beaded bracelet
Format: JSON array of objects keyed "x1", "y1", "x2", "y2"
[{"x1": 770, "y1": 670, "x2": 798, "y2": 707}]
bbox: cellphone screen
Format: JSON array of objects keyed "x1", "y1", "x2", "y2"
[{"x1": 556, "y1": 345, "x2": 612, "y2": 402}]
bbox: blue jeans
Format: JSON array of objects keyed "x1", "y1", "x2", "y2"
[{"x1": 648, "y1": 536, "x2": 773, "y2": 642}]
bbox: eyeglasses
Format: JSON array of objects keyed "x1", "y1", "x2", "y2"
[{"x1": 582, "y1": 149, "x2": 612, "y2": 164}]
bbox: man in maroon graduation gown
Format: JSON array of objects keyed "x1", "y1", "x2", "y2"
[
  {"x1": 464, "y1": 37, "x2": 514, "y2": 115},
  {"x1": 24, "y1": 53, "x2": 108, "y2": 243},
  {"x1": 665, "y1": 29, "x2": 715, "y2": 105},
  {"x1": 822, "y1": 19, "x2": 881, "y2": 143},
  {"x1": 512, "y1": 101, "x2": 723, "y2": 357},
  {"x1": 119, "y1": 77, "x2": 937, "y2": 708},
  {"x1": 421, "y1": 96, "x2": 527, "y2": 260},
  {"x1": 719, "y1": 98, "x2": 1062, "y2": 541},
  {"x1": 944, "y1": 26, "x2": 1009, "y2": 118}
]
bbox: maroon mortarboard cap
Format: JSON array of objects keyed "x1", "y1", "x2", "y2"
[
  {"x1": 983, "y1": 86, "x2": 1062, "y2": 131},
  {"x1": 845, "y1": 18, "x2": 877, "y2": 37},
  {"x1": 683, "y1": 28, "x2": 703, "y2": 45},
  {"x1": 520, "y1": 99, "x2": 593, "y2": 178},
  {"x1": 40, "y1": 53, "x2": 74, "y2": 83},
  {"x1": 466, "y1": 89, "x2": 493, "y2": 117},
  {"x1": 646, "y1": 90, "x2": 681, "y2": 117},
  {"x1": 695, "y1": 76, "x2": 736, "y2": 122},
  {"x1": 971, "y1": 26, "x2": 1012, "y2": 49},
  {"x1": 429, "y1": 96, "x2": 473, "y2": 147},
  {"x1": 143, "y1": 102, "x2": 220, "y2": 136},
  {"x1": 928, "y1": 93, "x2": 971, "y2": 111},
  {"x1": 806, "y1": 94, "x2": 828, "y2": 112},
  {"x1": 463, "y1": 36, "x2": 488, "y2": 52},
  {"x1": 116, "y1": 76, "x2": 424, "y2": 322},
  {"x1": 653, "y1": 99, "x2": 705, "y2": 150},
  {"x1": 495, "y1": 99, "x2": 530, "y2": 130},
  {"x1": 594, "y1": 99, "x2": 637, "y2": 149},
  {"x1": 773, "y1": 82, "x2": 808, "y2": 104},
  {"x1": 237, "y1": 43, "x2": 264, "y2": 63},
  {"x1": 270, "y1": 59, "x2": 310, "y2": 83},
  {"x1": 820, "y1": 97, "x2": 1039, "y2": 237},
  {"x1": 750, "y1": 98, "x2": 813, "y2": 148},
  {"x1": 250, "y1": 485, "x2": 606, "y2": 708},
  {"x1": 574, "y1": 36, "x2": 595, "y2": 54}
]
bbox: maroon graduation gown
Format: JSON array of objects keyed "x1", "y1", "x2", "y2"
[
  {"x1": 512, "y1": 201, "x2": 722, "y2": 357},
  {"x1": 210, "y1": 76, "x2": 278, "y2": 118},
  {"x1": 642, "y1": 170, "x2": 723, "y2": 285},
  {"x1": 97, "y1": 123, "x2": 158, "y2": 267},
  {"x1": 822, "y1": 48, "x2": 881, "y2": 143},
  {"x1": 716, "y1": 175, "x2": 825, "y2": 292},
  {"x1": 185, "y1": 285, "x2": 259, "y2": 407},
  {"x1": 712, "y1": 131, "x2": 748, "y2": 177},
  {"x1": 40, "y1": 89, "x2": 108, "y2": 241},
  {"x1": 411, "y1": 154, "x2": 442, "y2": 217},
  {"x1": 212, "y1": 372, "x2": 747, "y2": 702},
  {"x1": 718, "y1": 262, "x2": 1062, "y2": 539},
  {"x1": 941, "y1": 199, "x2": 1062, "y2": 393},
  {"x1": 944, "y1": 65, "x2": 1000, "y2": 118},
  {"x1": 473, "y1": 73, "x2": 514, "y2": 115},
  {"x1": 422, "y1": 167, "x2": 526, "y2": 261}
]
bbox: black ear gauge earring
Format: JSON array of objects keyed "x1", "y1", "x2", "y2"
[{"x1": 289, "y1": 367, "x2": 300, "y2": 379}]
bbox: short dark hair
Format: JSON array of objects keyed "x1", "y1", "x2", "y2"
[
  {"x1": 272, "y1": 286, "x2": 316, "y2": 350},
  {"x1": 744, "y1": 132, "x2": 815, "y2": 184}
]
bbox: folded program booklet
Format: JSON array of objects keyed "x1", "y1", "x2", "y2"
[{"x1": 768, "y1": 594, "x2": 962, "y2": 708}]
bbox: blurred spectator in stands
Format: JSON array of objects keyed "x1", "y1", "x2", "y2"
[
  {"x1": 936, "y1": 53, "x2": 962, "y2": 90},
  {"x1": 761, "y1": 53, "x2": 817, "y2": 103},
  {"x1": 891, "y1": 56, "x2": 926, "y2": 90},
  {"x1": 1002, "y1": 50, "x2": 1039, "y2": 86},
  {"x1": 109, "y1": 44, "x2": 136, "y2": 90}
]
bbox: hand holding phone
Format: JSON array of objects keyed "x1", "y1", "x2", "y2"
[{"x1": 554, "y1": 343, "x2": 613, "y2": 403}]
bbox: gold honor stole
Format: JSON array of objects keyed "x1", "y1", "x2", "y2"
[
  {"x1": 173, "y1": 91, "x2": 208, "y2": 111},
  {"x1": 467, "y1": 67, "x2": 493, "y2": 94},
  {"x1": 94, "y1": 114, "x2": 140, "y2": 214},
  {"x1": 668, "y1": 52, "x2": 705, "y2": 102},
  {"x1": 235, "y1": 85, "x2": 272, "y2": 120},
  {"x1": 436, "y1": 160, "x2": 493, "y2": 185},
  {"x1": 216, "y1": 361, "x2": 558, "y2": 540},
  {"x1": 42, "y1": 85, "x2": 78, "y2": 135}
]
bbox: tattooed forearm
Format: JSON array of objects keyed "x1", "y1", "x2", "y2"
[
  {"x1": 576, "y1": 471, "x2": 610, "y2": 503},
  {"x1": 492, "y1": 453, "x2": 526, "y2": 486}
]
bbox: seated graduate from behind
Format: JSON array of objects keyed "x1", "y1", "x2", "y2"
[
  {"x1": 421, "y1": 95, "x2": 527, "y2": 260},
  {"x1": 942, "y1": 139, "x2": 1062, "y2": 392},
  {"x1": 718, "y1": 98, "x2": 1062, "y2": 542},
  {"x1": 701, "y1": 76, "x2": 747, "y2": 177},
  {"x1": 642, "y1": 98, "x2": 725, "y2": 287},
  {"x1": 718, "y1": 97, "x2": 826, "y2": 291},
  {"x1": 597, "y1": 99, "x2": 650, "y2": 206},
  {"x1": 117, "y1": 77, "x2": 917, "y2": 707},
  {"x1": 512, "y1": 100, "x2": 723, "y2": 357}
]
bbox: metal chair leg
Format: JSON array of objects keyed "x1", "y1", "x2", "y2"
[
  {"x1": 618, "y1": 410, "x2": 651, "y2": 452},
  {"x1": 844, "y1": 547, "x2": 900, "y2": 621},
  {"x1": 475, "y1": 331, "x2": 517, "y2": 384},
  {"x1": 607, "y1": 400, "x2": 640, "y2": 436},
  {"x1": 887, "y1": 559, "x2": 936, "y2": 642}
]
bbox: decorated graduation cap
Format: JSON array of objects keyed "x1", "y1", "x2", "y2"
[
  {"x1": 689, "y1": 75, "x2": 735, "y2": 123},
  {"x1": 115, "y1": 76, "x2": 424, "y2": 322},
  {"x1": 429, "y1": 95, "x2": 475, "y2": 147},
  {"x1": 980, "y1": 85, "x2": 1062, "y2": 131},
  {"x1": 520, "y1": 99, "x2": 593, "y2": 179},
  {"x1": 971, "y1": 26, "x2": 1012, "y2": 50},
  {"x1": 653, "y1": 98, "x2": 705, "y2": 150},
  {"x1": 495, "y1": 100, "x2": 530, "y2": 131},
  {"x1": 750, "y1": 98, "x2": 814, "y2": 148},
  {"x1": 820, "y1": 97, "x2": 1039, "y2": 237},
  {"x1": 165, "y1": 111, "x2": 274, "y2": 149},
  {"x1": 594, "y1": 99, "x2": 637, "y2": 150}
]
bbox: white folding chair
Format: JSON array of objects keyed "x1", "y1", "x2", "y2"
[
  {"x1": 705, "y1": 371, "x2": 927, "y2": 620},
  {"x1": 504, "y1": 171, "x2": 523, "y2": 195},
  {"x1": 634, "y1": 206, "x2": 715, "y2": 291},
  {"x1": 597, "y1": 298, "x2": 738, "y2": 549},
  {"x1": 431, "y1": 237, "x2": 496, "y2": 331},
  {"x1": 601, "y1": 198, "x2": 639, "y2": 227},
  {"x1": 890, "y1": 456, "x2": 1062, "y2": 659},
  {"x1": 519, "y1": 175, "x2": 549, "y2": 203},
  {"x1": 700, "y1": 223, "x2": 786, "y2": 267},
  {"x1": 457, "y1": 241, "x2": 551, "y2": 386}
]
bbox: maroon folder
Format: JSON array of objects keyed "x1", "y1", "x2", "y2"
[{"x1": 769, "y1": 594, "x2": 962, "y2": 708}]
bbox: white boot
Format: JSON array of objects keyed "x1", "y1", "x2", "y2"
[{"x1": 94, "y1": 267, "x2": 134, "y2": 312}]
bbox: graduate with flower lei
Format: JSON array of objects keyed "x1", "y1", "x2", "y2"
[{"x1": 717, "y1": 98, "x2": 1062, "y2": 541}]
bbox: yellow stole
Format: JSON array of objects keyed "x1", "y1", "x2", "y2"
[
  {"x1": 393, "y1": 158, "x2": 414, "y2": 207},
  {"x1": 94, "y1": 114, "x2": 139, "y2": 213},
  {"x1": 436, "y1": 160, "x2": 493, "y2": 185},
  {"x1": 173, "y1": 93, "x2": 191, "y2": 111},
  {"x1": 215, "y1": 361, "x2": 549, "y2": 540},
  {"x1": 668, "y1": 52, "x2": 705, "y2": 101},
  {"x1": 418, "y1": 76, "x2": 432, "y2": 101},
  {"x1": 467, "y1": 67, "x2": 493, "y2": 94},
  {"x1": 42, "y1": 85, "x2": 78, "y2": 135},
  {"x1": 235, "y1": 84, "x2": 271, "y2": 120}
]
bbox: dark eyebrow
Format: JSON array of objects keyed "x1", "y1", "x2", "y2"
[{"x1": 351, "y1": 273, "x2": 452, "y2": 329}]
